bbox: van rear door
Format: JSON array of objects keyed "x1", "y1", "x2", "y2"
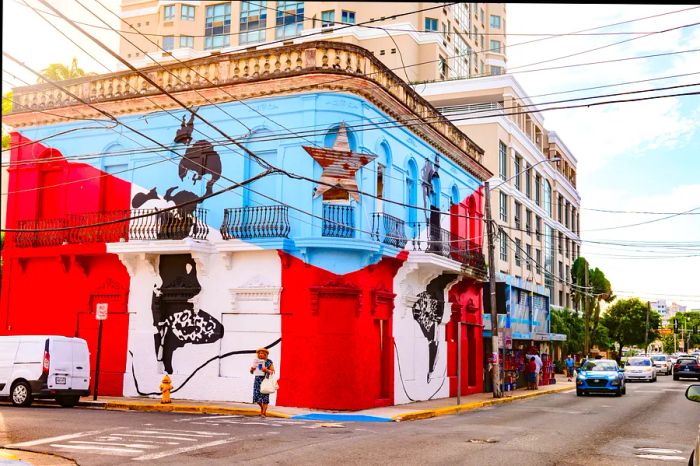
[
  {"x1": 71, "y1": 340, "x2": 90, "y2": 391},
  {"x1": 48, "y1": 338, "x2": 73, "y2": 389}
]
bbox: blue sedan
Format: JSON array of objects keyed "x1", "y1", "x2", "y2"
[{"x1": 576, "y1": 359, "x2": 626, "y2": 396}]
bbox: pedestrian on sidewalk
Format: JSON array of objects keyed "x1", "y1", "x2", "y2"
[
  {"x1": 565, "y1": 354, "x2": 575, "y2": 382},
  {"x1": 533, "y1": 353, "x2": 542, "y2": 389},
  {"x1": 527, "y1": 357, "x2": 537, "y2": 390},
  {"x1": 250, "y1": 347, "x2": 275, "y2": 418}
]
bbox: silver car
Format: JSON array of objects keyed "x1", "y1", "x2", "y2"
[
  {"x1": 624, "y1": 356, "x2": 657, "y2": 382},
  {"x1": 651, "y1": 354, "x2": 672, "y2": 375}
]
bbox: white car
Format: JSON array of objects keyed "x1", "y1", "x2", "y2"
[
  {"x1": 624, "y1": 356, "x2": 657, "y2": 382},
  {"x1": 650, "y1": 354, "x2": 672, "y2": 375}
]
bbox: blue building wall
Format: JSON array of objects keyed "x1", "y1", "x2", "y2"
[{"x1": 19, "y1": 92, "x2": 482, "y2": 275}]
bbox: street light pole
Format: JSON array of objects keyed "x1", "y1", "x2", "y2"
[
  {"x1": 645, "y1": 301, "x2": 650, "y2": 354},
  {"x1": 484, "y1": 180, "x2": 502, "y2": 398}
]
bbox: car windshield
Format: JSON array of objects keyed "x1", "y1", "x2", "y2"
[
  {"x1": 651, "y1": 355, "x2": 667, "y2": 361},
  {"x1": 678, "y1": 358, "x2": 697, "y2": 364},
  {"x1": 582, "y1": 361, "x2": 617, "y2": 372},
  {"x1": 627, "y1": 358, "x2": 651, "y2": 366}
]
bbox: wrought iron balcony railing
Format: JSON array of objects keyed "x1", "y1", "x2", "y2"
[
  {"x1": 14, "y1": 217, "x2": 69, "y2": 248},
  {"x1": 408, "y1": 222, "x2": 486, "y2": 270},
  {"x1": 129, "y1": 207, "x2": 209, "y2": 240},
  {"x1": 220, "y1": 205, "x2": 290, "y2": 240},
  {"x1": 371, "y1": 212, "x2": 407, "y2": 248},
  {"x1": 322, "y1": 204, "x2": 355, "y2": 238},
  {"x1": 68, "y1": 211, "x2": 129, "y2": 244}
]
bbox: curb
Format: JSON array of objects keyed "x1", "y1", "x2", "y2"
[
  {"x1": 393, "y1": 385, "x2": 574, "y2": 422},
  {"x1": 98, "y1": 401, "x2": 290, "y2": 419}
]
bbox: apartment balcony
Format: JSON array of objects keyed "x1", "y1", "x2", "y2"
[
  {"x1": 407, "y1": 222, "x2": 486, "y2": 279},
  {"x1": 220, "y1": 205, "x2": 290, "y2": 240},
  {"x1": 12, "y1": 211, "x2": 129, "y2": 248},
  {"x1": 371, "y1": 212, "x2": 408, "y2": 249},
  {"x1": 128, "y1": 207, "x2": 209, "y2": 241},
  {"x1": 322, "y1": 203, "x2": 355, "y2": 239}
]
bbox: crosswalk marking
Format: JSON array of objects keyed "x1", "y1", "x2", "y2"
[
  {"x1": 112, "y1": 433, "x2": 199, "y2": 442},
  {"x1": 68, "y1": 441, "x2": 159, "y2": 449},
  {"x1": 132, "y1": 438, "x2": 237, "y2": 461},
  {"x1": 6, "y1": 429, "x2": 123, "y2": 448},
  {"x1": 49, "y1": 444, "x2": 143, "y2": 454},
  {"x1": 133, "y1": 428, "x2": 229, "y2": 436}
]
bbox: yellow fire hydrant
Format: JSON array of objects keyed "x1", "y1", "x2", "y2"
[{"x1": 159, "y1": 375, "x2": 172, "y2": 404}]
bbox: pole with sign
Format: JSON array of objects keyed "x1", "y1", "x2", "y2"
[{"x1": 93, "y1": 303, "x2": 108, "y2": 401}]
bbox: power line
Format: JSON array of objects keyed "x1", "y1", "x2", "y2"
[
  {"x1": 582, "y1": 207, "x2": 700, "y2": 232},
  {"x1": 582, "y1": 207, "x2": 700, "y2": 215}
]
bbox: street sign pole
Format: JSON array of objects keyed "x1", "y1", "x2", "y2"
[
  {"x1": 93, "y1": 319, "x2": 103, "y2": 401},
  {"x1": 457, "y1": 322, "x2": 462, "y2": 405},
  {"x1": 93, "y1": 303, "x2": 108, "y2": 401}
]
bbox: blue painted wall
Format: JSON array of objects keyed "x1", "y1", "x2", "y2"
[{"x1": 18, "y1": 92, "x2": 482, "y2": 275}]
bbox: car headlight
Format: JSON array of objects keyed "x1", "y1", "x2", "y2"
[{"x1": 644, "y1": 367, "x2": 653, "y2": 372}]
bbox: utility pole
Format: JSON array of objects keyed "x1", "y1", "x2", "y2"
[
  {"x1": 644, "y1": 301, "x2": 650, "y2": 354},
  {"x1": 583, "y1": 265, "x2": 590, "y2": 357},
  {"x1": 484, "y1": 181, "x2": 502, "y2": 398}
]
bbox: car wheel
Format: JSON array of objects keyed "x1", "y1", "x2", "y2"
[
  {"x1": 615, "y1": 389, "x2": 622, "y2": 397},
  {"x1": 673, "y1": 374, "x2": 679, "y2": 381},
  {"x1": 576, "y1": 389, "x2": 583, "y2": 397},
  {"x1": 621, "y1": 385, "x2": 626, "y2": 395},
  {"x1": 10, "y1": 381, "x2": 33, "y2": 407},
  {"x1": 56, "y1": 395, "x2": 80, "y2": 408},
  {"x1": 652, "y1": 376, "x2": 657, "y2": 382}
]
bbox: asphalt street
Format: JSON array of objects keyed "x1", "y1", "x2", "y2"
[{"x1": 1, "y1": 375, "x2": 698, "y2": 466}]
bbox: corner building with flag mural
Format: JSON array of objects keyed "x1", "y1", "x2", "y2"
[{"x1": 1, "y1": 42, "x2": 491, "y2": 410}]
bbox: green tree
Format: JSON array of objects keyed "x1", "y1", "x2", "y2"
[
  {"x1": 551, "y1": 307, "x2": 584, "y2": 356},
  {"x1": 602, "y1": 297, "x2": 661, "y2": 360},
  {"x1": 2, "y1": 91, "x2": 11, "y2": 150},
  {"x1": 571, "y1": 257, "x2": 614, "y2": 356},
  {"x1": 38, "y1": 57, "x2": 94, "y2": 82},
  {"x1": 671, "y1": 311, "x2": 700, "y2": 350}
]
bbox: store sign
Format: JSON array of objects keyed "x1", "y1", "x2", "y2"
[
  {"x1": 503, "y1": 327, "x2": 513, "y2": 349},
  {"x1": 95, "y1": 303, "x2": 108, "y2": 320},
  {"x1": 532, "y1": 332, "x2": 549, "y2": 341}
]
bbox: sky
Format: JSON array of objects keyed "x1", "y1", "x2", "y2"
[{"x1": 2, "y1": 2, "x2": 700, "y2": 309}]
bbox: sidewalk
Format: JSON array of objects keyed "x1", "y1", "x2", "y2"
[{"x1": 74, "y1": 374, "x2": 575, "y2": 423}]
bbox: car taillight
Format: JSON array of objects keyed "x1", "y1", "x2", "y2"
[{"x1": 42, "y1": 350, "x2": 50, "y2": 374}]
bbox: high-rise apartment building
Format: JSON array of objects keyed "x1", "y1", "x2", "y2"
[
  {"x1": 421, "y1": 75, "x2": 582, "y2": 314},
  {"x1": 119, "y1": 1, "x2": 507, "y2": 82}
]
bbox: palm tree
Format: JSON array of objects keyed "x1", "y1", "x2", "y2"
[{"x1": 38, "y1": 57, "x2": 94, "y2": 82}]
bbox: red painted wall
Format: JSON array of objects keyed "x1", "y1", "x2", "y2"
[
  {"x1": 277, "y1": 252, "x2": 405, "y2": 410},
  {"x1": 0, "y1": 133, "x2": 131, "y2": 396}
]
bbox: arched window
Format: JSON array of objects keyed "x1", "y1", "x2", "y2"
[
  {"x1": 324, "y1": 123, "x2": 358, "y2": 151},
  {"x1": 451, "y1": 185, "x2": 460, "y2": 205},
  {"x1": 406, "y1": 158, "x2": 418, "y2": 226}
]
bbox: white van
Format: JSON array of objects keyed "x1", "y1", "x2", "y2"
[{"x1": 0, "y1": 335, "x2": 91, "y2": 407}]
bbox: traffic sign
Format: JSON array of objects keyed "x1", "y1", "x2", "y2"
[{"x1": 95, "y1": 303, "x2": 108, "y2": 320}]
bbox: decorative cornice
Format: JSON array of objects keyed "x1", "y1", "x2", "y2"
[{"x1": 6, "y1": 41, "x2": 490, "y2": 182}]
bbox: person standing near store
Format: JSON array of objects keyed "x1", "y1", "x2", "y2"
[
  {"x1": 250, "y1": 347, "x2": 275, "y2": 417},
  {"x1": 565, "y1": 354, "x2": 575, "y2": 382},
  {"x1": 527, "y1": 357, "x2": 537, "y2": 390},
  {"x1": 533, "y1": 353, "x2": 543, "y2": 389}
]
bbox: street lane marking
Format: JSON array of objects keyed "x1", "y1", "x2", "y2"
[
  {"x1": 132, "y1": 437, "x2": 237, "y2": 461},
  {"x1": 130, "y1": 428, "x2": 228, "y2": 436},
  {"x1": 636, "y1": 448, "x2": 683, "y2": 454},
  {"x1": 634, "y1": 454, "x2": 686, "y2": 462},
  {"x1": 113, "y1": 433, "x2": 198, "y2": 442},
  {"x1": 68, "y1": 441, "x2": 158, "y2": 449},
  {"x1": 6, "y1": 429, "x2": 123, "y2": 447},
  {"x1": 50, "y1": 443, "x2": 143, "y2": 454}
]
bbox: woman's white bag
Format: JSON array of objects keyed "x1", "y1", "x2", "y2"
[{"x1": 260, "y1": 376, "x2": 279, "y2": 394}]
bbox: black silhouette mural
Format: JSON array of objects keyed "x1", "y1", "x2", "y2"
[
  {"x1": 152, "y1": 255, "x2": 224, "y2": 374},
  {"x1": 130, "y1": 112, "x2": 226, "y2": 373},
  {"x1": 131, "y1": 112, "x2": 222, "y2": 239},
  {"x1": 412, "y1": 274, "x2": 457, "y2": 383}
]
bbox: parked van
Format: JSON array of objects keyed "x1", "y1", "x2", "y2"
[{"x1": 0, "y1": 335, "x2": 90, "y2": 407}]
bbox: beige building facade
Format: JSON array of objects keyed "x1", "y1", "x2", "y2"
[
  {"x1": 119, "y1": 1, "x2": 507, "y2": 82},
  {"x1": 420, "y1": 75, "x2": 582, "y2": 308}
]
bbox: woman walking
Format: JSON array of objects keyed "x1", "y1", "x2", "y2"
[{"x1": 250, "y1": 347, "x2": 275, "y2": 417}]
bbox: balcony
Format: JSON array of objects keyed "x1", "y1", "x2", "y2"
[
  {"x1": 408, "y1": 222, "x2": 486, "y2": 272},
  {"x1": 13, "y1": 212, "x2": 129, "y2": 248},
  {"x1": 322, "y1": 204, "x2": 355, "y2": 238},
  {"x1": 220, "y1": 205, "x2": 290, "y2": 240},
  {"x1": 371, "y1": 212, "x2": 407, "y2": 249},
  {"x1": 129, "y1": 207, "x2": 209, "y2": 241}
]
